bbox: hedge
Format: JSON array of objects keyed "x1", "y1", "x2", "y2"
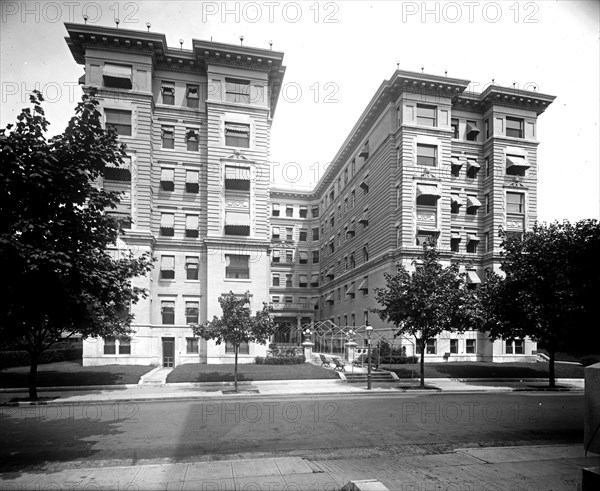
[
  {"x1": 0, "y1": 347, "x2": 82, "y2": 369},
  {"x1": 255, "y1": 355, "x2": 306, "y2": 365}
]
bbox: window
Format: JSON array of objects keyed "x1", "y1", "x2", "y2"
[
  {"x1": 285, "y1": 250, "x2": 293, "y2": 263},
  {"x1": 485, "y1": 118, "x2": 490, "y2": 139},
  {"x1": 103, "y1": 337, "x2": 116, "y2": 355},
  {"x1": 185, "y1": 215, "x2": 199, "y2": 238},
  {"x1": 272, "y1": 250, "x2": 280, "y2": 263},
  {"x1": 272, "y1": 295, "x2": 280, "y2": 303},
  {"x1": 358, "y1": 276, "x2": 369, "y2": 295},
  {"x1": 186, "y1": 129, "x2": 199, "y2": 151},
  {"x1": 286, "y1": 227, "x2": 293, "y2": 241},
  {"x1": 416, "y1": 231, "x2": 437, "y2": 247},
  {"x1": 103, "y1": 63, "x2": 132, "y2": 89},
  {"x1": 467, "y1": 159, "x2": 480, "y2": 179},
  {"x1": 450, "y1": 339, "x2": 458, "y2": 354},
  {"x1": 311, "y1": 206, "x2": 319, "y2": 218},
  {"x1": 507, "y1": 192, "x2": 524, "y2": 214},
  {"x1": 466, "y1": 339, "x2": 476, "y2": 354},
  {"x1": 272, "y1": 227, "x2": 280, "y2": 240},
  {"x1": 160, "y1": 168, "x2": 175, "y2": 191},
  {"x1": 186, "y1": 256, "x2": 199, "y2": 280},
  {"x1": 485, "y1": 156, "x2": 491, "y2": 178},
  {"x1": 162, "y1": 126, "x2": 175, "y2": 149},
  {"x1": 118, "y1": 337, "x2": 131, "y2": 355},
  {"x1": 312, "y1": 250, "x2": 320, "y2": 264},
  {"x1": 160, "y1": 213, "x2": 175, "y2": 236},
  {"x1": 161, "y1": 301, "x2": 175, "y2": 325},
  {"x1": 160, "y1": 255, "x2": 175, "y2": 280},
  {"x1": 467, "y1": 234, "x2": 480, "y2": 253},
  {"x1": 226, "y1": 341, "x2": 249, "y2": 354},
  {"x1": 186, "y1": 84, "x2": 199, "y2": 108},
  {"x1": 225, "y1": 166, "x2": 250, "y2": 191},
  {"x1": 485, "y1": 232, "x2": 491, "y2": 252},
  {"x1": 286, "y1": 274, "x2": 293, "y2": 288},
  {"x1": 104, "y1": 157, "x2": 131, "y2": 182},
  {"x1": 225, "y1": 78, "x2": 250, "y2": 104},
  {"x1": 450, "y1": 232, "x2": 461, "y2": 252},
  {"x1": 161, "y1": 82, "x2": 175, "y2": 105},
  {"x1": 451, "y1": 118, "x2": 459, "y2": 138},
  {"x1": 485, "y1": 194, "x2": 491, "y2": 215},
  {"x1": 466, "y1": 195, "x2": 481, "y2": 216},
  {"x1": 506, "y1": 117, "x2": 524, "y2": 138},
  {"x1": 225, "y1": 254, "x2": 249, "y2": 279},
  {"x1": 466, "y1": 120, "x2": 479, "y2": 141},
  {"x1": 272, "y1": 204, "x2": 280, "y2": 216},
  {"x1": 417, "y1": 104, "x2": 437, "y2": 126},
  {"x1": 506, "y1": 339, "x2": 524, "y2": 354},
  {"x1": 330, "y1": 215, "x2": 335, "y2": 228},
  {"x1": 349, "y1": 253, "x2": 355, "y2": 269},
  {"x1": 225, "y1": 122, "x2": 250, "y2": 148},
  {"x1": 299, "y1": 251, "x2": 308, "y2": 264},
  {"x1": 186, "y1": 170, "x2": 199, "y2": 193},
  {"x1": 506, "y1": 154, "x2": 529, "y2": 176},
  {"x1": 426, "y1": 339, "x2": 436, "y2": 354},
  {"x1": 451, "y1": 194, "x2": 462, "y2": 214},
  {"x1": 362, "y1": 246, "x2": 369, "y2": 263},
  {"x1": 299, "y1": 206, "x2": 308, "y2": 218},
  {"x1": 186, "y1": 337, "x2": 199, "y2": 354},
  {"x1": 286, "y1": 205, "x2": 294, "y2": 217},
  {"x1": 299, "y1": 275, "x2": 308, "y2": 287},
  {"x1": 272, "y1": 274, "x2": 280, "y2": 287},
  {"x1": 416, "y1": 144, "x2": 437, "y2": 166},
  {"x1": 185, "y1": 301, "x2": 199, "y2": 324},
  {"x1": 312, "y1": 227, "x2": 320, "y2": 241},
  {"x1": 105, "y1": 109, "x2": 132, "y2": 136}
]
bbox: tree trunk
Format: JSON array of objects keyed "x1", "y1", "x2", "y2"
[
  {"x1": 29, "y1": 352, "x2": 39, "y2": 401},
  {"x1": 418, "y1": 338, "x2": 425, "y2": 389},
  {"x1": 234, "y1": 345, "x2": 239, "y2": 393},
  {"x1": 548, "y1": 348, "x2": 556, "y2": 388}
]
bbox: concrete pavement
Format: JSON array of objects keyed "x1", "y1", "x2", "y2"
[
  {"x1": 0, "y1": 377, "x2": 585, "y2": 406},
  {"x1": 1, "y1": 444, "x2": 598, "y2": 490}
]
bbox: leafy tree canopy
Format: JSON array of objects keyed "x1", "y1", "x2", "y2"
[{"x1": 0, "y1": 91, "x2": 153, "y2": 398}]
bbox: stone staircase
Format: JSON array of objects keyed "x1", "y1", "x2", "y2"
[{"x1": 343, "y1": 371, "x2": 398, "y2": 383}]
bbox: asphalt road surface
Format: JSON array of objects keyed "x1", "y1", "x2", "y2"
[{"x1": 0, "y1": 392, "x2": 583, "y2": 471}]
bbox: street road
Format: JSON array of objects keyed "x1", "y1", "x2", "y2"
[{"x1": 0, "y1": 392, "x2": 583, "y2": 470}]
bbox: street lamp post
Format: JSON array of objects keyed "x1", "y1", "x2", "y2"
[{"x1": 366, "y1": 324, "x2": 373, "y2": 390}]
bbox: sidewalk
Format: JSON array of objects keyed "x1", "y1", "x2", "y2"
[
  {"x1": 0, "y1": 377, "x2": 585, "y2": 406},
  {"x1": 1, "y1": 444, "x2": 598, "y2": 490}
]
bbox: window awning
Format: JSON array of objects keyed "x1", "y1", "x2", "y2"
[
  {"x1": 299, "y1": 205, "x2": 307, "y2": 211},
  {"x1": 299, "y1": 251, "x2": 308, "y2": 260},
  {"x1": 346, "y1": 284, "x2": 355, "y2": 295},
  {"x1": 186, "y1": 170, "x2": 199, "y2": 183},
  {"x1": 225, "y1": 166, "x2": 251, "y2": 181},
  {"x1": 359, "y1": 142, "x2": 369, "y2": 158},
  {"x1": 299, "y1": 274, "x2": 308, "y2": 283},
  {"x1": 417, "y1": 225, "x2": 440, "y2": 233},
  {"x1": 346, "y1": 223, "x2": 355, "y2": 233},
  {"x1": 311, "y1": 274, "x2": 319, "y2": 283},
  {"x1": 161, "y1": 84, "x2": 174, "y2": 94},
  {"x1": 467, "y1": 196, "x2": 482, "y2": 208},
  {"x1": 161, "y1": 168, "x2": 174, "y2": 181},
  {"x1": 417, "y1": 184, "x2": 441, "y2": 199},
  {"x1": 450, "y1": 157, "x2": 463, "y2": 167},
  {"x1": 358, "y1": 279, "x2": 368, "y2": 291},
  {"x1": 161, "y1": 255, "x2": 175, "y2": 269},
  {"x1": 272, "y1": 250, "x2": 280, "y2": 258},
  {"x1": 467, "y1": 234, "x2": 480, "y2": 243},
  {"x1": 325, "y1": 293, "x2": 334, "y2": 302},
  {"x1": 451, "y1": 194, "x2": 463, "y2": 206},
  {"x1": 161, "y1": 127, "x2": 174, "y2": 136},
  {"x1": 186, "y1": 257, "x2": 199, "y2": 266},
  {"x1": 225, "y1": 210, "x2": 249, "y2": 226},
  {"x1": 225, "y1": 122, "x2": 250, "y2": 134},
  {"x1": 272, "y1": 203, "x2": 280, "y2": 211},
  {"x1": 466, "y1": 270, "x2": 481, "y2": 284},
  {"x1": 186, "y1": 215, "x2": 199, "y2": 230},
  {"x1": 466, "y1": 122, "x2": 480, "y2": 135},
  {"x1": 358, "y1": 210, "x2": 369, "y2": 224},
  {"x1": 272, "y1": 227, "x2": 280, "y2": 235},
  {"x1": 451, "y1": 231, "x2": 462, "y2": 240},
  {"x1": 186, "y1": 86, "x2": 199, "y2": 98},
  {"x1": 467, "y1": 160, "x2": 480, "y2": 169},
  {"x1": 186, "y1": 129, "x2": 198, "y2": 140},
  {"x1": 311, "y1": 297, "x2": 319, "y2": 305},
  {"x1": 506, "y1": 155, "x2": 530, "y2": 170},
  {"x1": 103, "y1": 64, "x2": 132, "y2": 80},
  {"x1": 160, "y1": 213, "x2": 174, "y2": 228}
]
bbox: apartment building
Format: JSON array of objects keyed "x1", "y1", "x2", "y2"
[{"x1": 64, "y1": 23, "x2": 554, "y2": 366}]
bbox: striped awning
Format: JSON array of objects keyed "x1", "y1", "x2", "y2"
[
  {"x1": 417, "y1": 184, "x2": 441, "y2": 199},
  {"x1": 225, "y1": 210, "x2": 249, "y2": 226},
  {"x1": 225, "y1": 166, "x2": 250, "y2": 181},
  {"x1": 466, "y1": 270, "x2": 481, "y2": 284},
  {"x1": 161, "y1": 84, "x2": 174, "y2": 94},
  {"x1": 103, "y1": 64, "x2": 132, "y2": 80},
  {"x1": 506, "y1": 155, "x2": 530, "y2": 170},
  {"x1": 225, "y1": 122, "x2": 250, "y2": 134},
  {"x1": 467, "y1": 196, "x2": 482, "y2": 208},
  {"x1": 451, "y1": 194, "x2": 463, "y2": 206}
]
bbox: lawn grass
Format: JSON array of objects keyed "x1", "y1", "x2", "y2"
[
  {"x1": 383, "y1": 361, "x2": 585, "y2": 379},
  {"x1": 0, "y1": 361, "x2": 156, "y2": 388},
  {"x1": 167, "y1": 363, "x2": 340, "y2": 383}
]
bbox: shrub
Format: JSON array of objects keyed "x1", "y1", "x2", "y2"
[
  {"x1": 255, "y1": 355, "x2": 305, "y2": 365},
  {"x1": 0, "y1": 347, "x2": 82, "y2": 369}
]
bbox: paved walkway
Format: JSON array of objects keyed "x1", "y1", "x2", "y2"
[
  {"x1": 1, "y1": 444, "x2": 598, "y2": 490},
  {"x1": 0, "y1": 377, "x2": 585, "y2": 406}
]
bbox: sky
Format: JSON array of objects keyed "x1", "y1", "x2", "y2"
[{"x1": 1, "y1": 0, "x2": 599, "y2": 222}]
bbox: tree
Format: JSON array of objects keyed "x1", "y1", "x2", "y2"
[
  {"x1": 373, "y1": 243, "x2": 481, "y2": 388},
  {"x1": 0, "y1": 91, "x2": 153, "y2": 400},
  {"x1": 479, "y1": 220, "x2": 600, "y2": 387},
  {"x1": 192, "y1": 292, "x2": 276, "y2": 392}
]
